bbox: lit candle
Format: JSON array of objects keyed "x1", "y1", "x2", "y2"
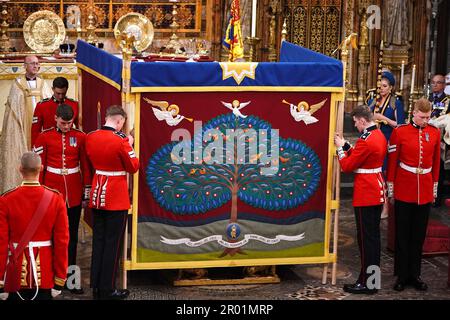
[
  {"x1": 251, "y1": 0, "x2": 257, "y2": 38},
  {"x1": 410, "y1": 64, "x2": 416, "y2": 95},
  {"x1": 400, "y1": 61, "x2": 404, "y2": 91}
]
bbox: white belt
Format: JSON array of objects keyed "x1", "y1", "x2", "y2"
[
  {"x1": 11, "y1": 240, "x2": 51, "y2": 301},
  {"x1": 12, "y1": 240, "x2": 52, "y2": 249},
  {"x1": 399, "y1": 162, "x2": 432, "y2": 174},
  {"x1": 95, "y1": 170, "x2": 126, "y2": 176},
  {"x1": 47, "y1": 166, "x2": 79, "y2": 175},
  {"x1": 354, "y1": 167, "x2": 382, "y2": 174}
]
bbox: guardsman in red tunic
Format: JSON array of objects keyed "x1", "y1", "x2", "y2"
[
  {"x1": 334, "y1": 105, "x2": 387, "y2": 294},
  {"x1": 31, "y1": 77, "x2": 79, "y2": 146},
  {"x1": 33, "y1": 104, "x2": 91, "y2": 294},
  {"x1": 0, "y1": 152, "x2": 69, "y2": 300},
  {"x1": 387, "y1": 98, "x2": 440, "y2": 292},
  {"x1": 85, "y1": 105, "x2": 139, "y2": 300}
]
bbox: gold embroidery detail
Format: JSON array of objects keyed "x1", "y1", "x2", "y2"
[
  {"x1": 36, "y1": 251, "x2": 41, "y2": 286},
  {"x1": 54, "y1": 277, "x2": 66, "y2": 287},
  {"x1": 219, "y1": 62, "x2": 258, "y2": 85},
  {"x1": 21, "y1": 254, "x2": 28, "y2": 287}
]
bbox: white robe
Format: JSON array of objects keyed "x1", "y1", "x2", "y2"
[{"x1": 0, "y1": 76, "x2": 51, "y2": 193}]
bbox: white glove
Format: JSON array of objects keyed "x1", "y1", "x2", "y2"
[
  {"x1": 51, "y1": 288, "x2": 62, "y2": 298},
  {"x1": 0, "y1": 280, "x2": 7, "y2": 300},
  {"x1": 83, "y1": 186, "x2": 91, "y2": 201}
]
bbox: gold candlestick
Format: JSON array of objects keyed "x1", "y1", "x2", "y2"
[
  {"x1": 281, "y1": 19, "x2": 287, "y2": 42},
  {"x1": 246, "y1": 37, "x2": 260, "y2": 62},
  {"x1": 85, "y1": 0, "x2": 98, "y2": 45},
  {"x1": 86, "y1": 11, "x2": 98, "y2": 44},
  {"x1": 165, "y1": 1, "x2": 183, "y2": 54},
  {"x1": 406, "y1": 90, "x2": 420, "y2": 123}
]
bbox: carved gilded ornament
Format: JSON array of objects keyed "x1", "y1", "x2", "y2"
[
  {"x1": 292, "y1": 6, "x2": 307, "y2": 47},
  {"x1": 310, "y1": 7, "x2": 324, "y2": 52},
  {"x1": 175, "y1": 5, "x2": 193, "y2": 29},
  {"x1": 80, "y1": 3, "x2": 106, "y2": 28},
  {"x1": 9, "y1": 4, "x2": 27, "y2": 27},
  {"x1": 23, "y1": 10, "x2": 66, "y2": 53},
  {"x1": 324, "y1": 7, "x2": 339, "y2": 56},
  {"x1": 144, "y1": 6, "x2": 165, "y2": 28},
  {"x1": 114, "y1": 4, "x2": 133, "y2": 23}
]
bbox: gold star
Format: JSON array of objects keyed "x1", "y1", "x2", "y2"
[{"x1": 219, "y1": 62, "x2": 258, "y2": 85}]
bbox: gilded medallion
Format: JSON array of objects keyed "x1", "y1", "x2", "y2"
[
  {"x1": 23, "y1": 10, "x2": 66, "y2": 53},
  {"x1": 114, "y1": 12, "x2": 154, "y2": 53}
]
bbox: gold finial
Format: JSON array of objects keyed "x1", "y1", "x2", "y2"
[
  {"x1": 116, "y1": 31, "x2": 135, "y2": 60},
  {"x1": 86, "y1": 10, "x2": 98, "y2": 44},
  {"x1": 281, "y1": 19, "x2": 287, "y2": 42}
]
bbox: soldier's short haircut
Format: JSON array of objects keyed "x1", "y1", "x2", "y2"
[
  {"x1": 350, "y1": 104, "x2": 373, "y2": 122},
  {"x1": 21, "y1": 151, "x2": 42, "y2": 175},
  {"x1": 56, "y1": 104, "x2": 74, "y2": 121},
  {"x1": 53, "y1": 76, "x2": 69, "y2": 89},
  {"x1": 106, "y1": 105, "x2": 127, "y2": 119},
  {"x1": 414, "y1": 98, "x2": 432, "y2": 113}
]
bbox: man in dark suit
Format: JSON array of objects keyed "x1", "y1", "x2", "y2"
[{"x1": 428, "y1": 73, "x2": 449, "y2": 207}]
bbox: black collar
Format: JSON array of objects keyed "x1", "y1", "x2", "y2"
[
  {"x1": 411, "y1": 121, "x2": 422, "y2": 129},
  {"x1": 21, "y1": 181, "x2": 40, "y2": 186},
  {"x1": 52, "y1": 96, "x2": 65, "y2": 103},
  {"x1": 25, "y1": 77, "x2": 36, "y2": 81},
  {"x1": 102, "y1": 126, "x2": 116, "y2": 131},
  {"x1": 56, "y1": 127, "x2": 68, "y2": 134},
  {"x1": 359, "y1": 125, "x2": 377, "y2": 138}
]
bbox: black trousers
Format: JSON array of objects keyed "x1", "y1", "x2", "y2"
[
  {"x1": 67, "y1": 205, "x2": 82, "y2": 267},
  {"x1": 394, "y1": 200, "x2": 430, "y2": 281},
  {"x1": 354, "y1": 205, "x2": 382, "y2": 284},
  {"x1": 436, "y1": 159, "x2": 446, "y2": 205},
  {"x1": 90, "y1": 209, "x2": 127, "y2": 290}
]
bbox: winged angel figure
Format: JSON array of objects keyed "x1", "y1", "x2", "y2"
[
  {"x1": 144, "y1": 98, "x2": 193, "y2": 126},
  {"x1": 220, "y1": 100, "x2": 251, "y2": 119},
  {"x1": 282, "y1": 99, "x2": 327, "y2": 125}
]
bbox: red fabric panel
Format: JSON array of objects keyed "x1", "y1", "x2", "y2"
[
  {"x1": 80, "y1": 70, "x2": 122, "y2": 134},
  {"x1": 80, "y1": 70, "x2": 122, "y2": 229},
  {"x1": 138, "y1": 91, "x2": 331, "y2": 223}
]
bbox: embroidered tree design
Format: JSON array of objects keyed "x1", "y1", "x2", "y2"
[{"x1": 146, "y1": 114, "x2": 321, "y2": 256}]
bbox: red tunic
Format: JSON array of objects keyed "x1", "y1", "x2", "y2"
[
  {"x1": 85, "y1": 126, "x2": 139, "y2": 210},
  {"x1": 337, "y1": 125, "x2": 387, "y2": 207},
  {"x1": 0, "y1": 182, "x2": 69, "y2": 290},
  {"x1": 387, "y1": 122, "x2": 441, "y2": 204},
  {"x1": 31, "y1": 96, "x2": 79, "y2": 146},
  {"x1": 33, "y1": 127, "x2": 91, "y2": 208}
]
